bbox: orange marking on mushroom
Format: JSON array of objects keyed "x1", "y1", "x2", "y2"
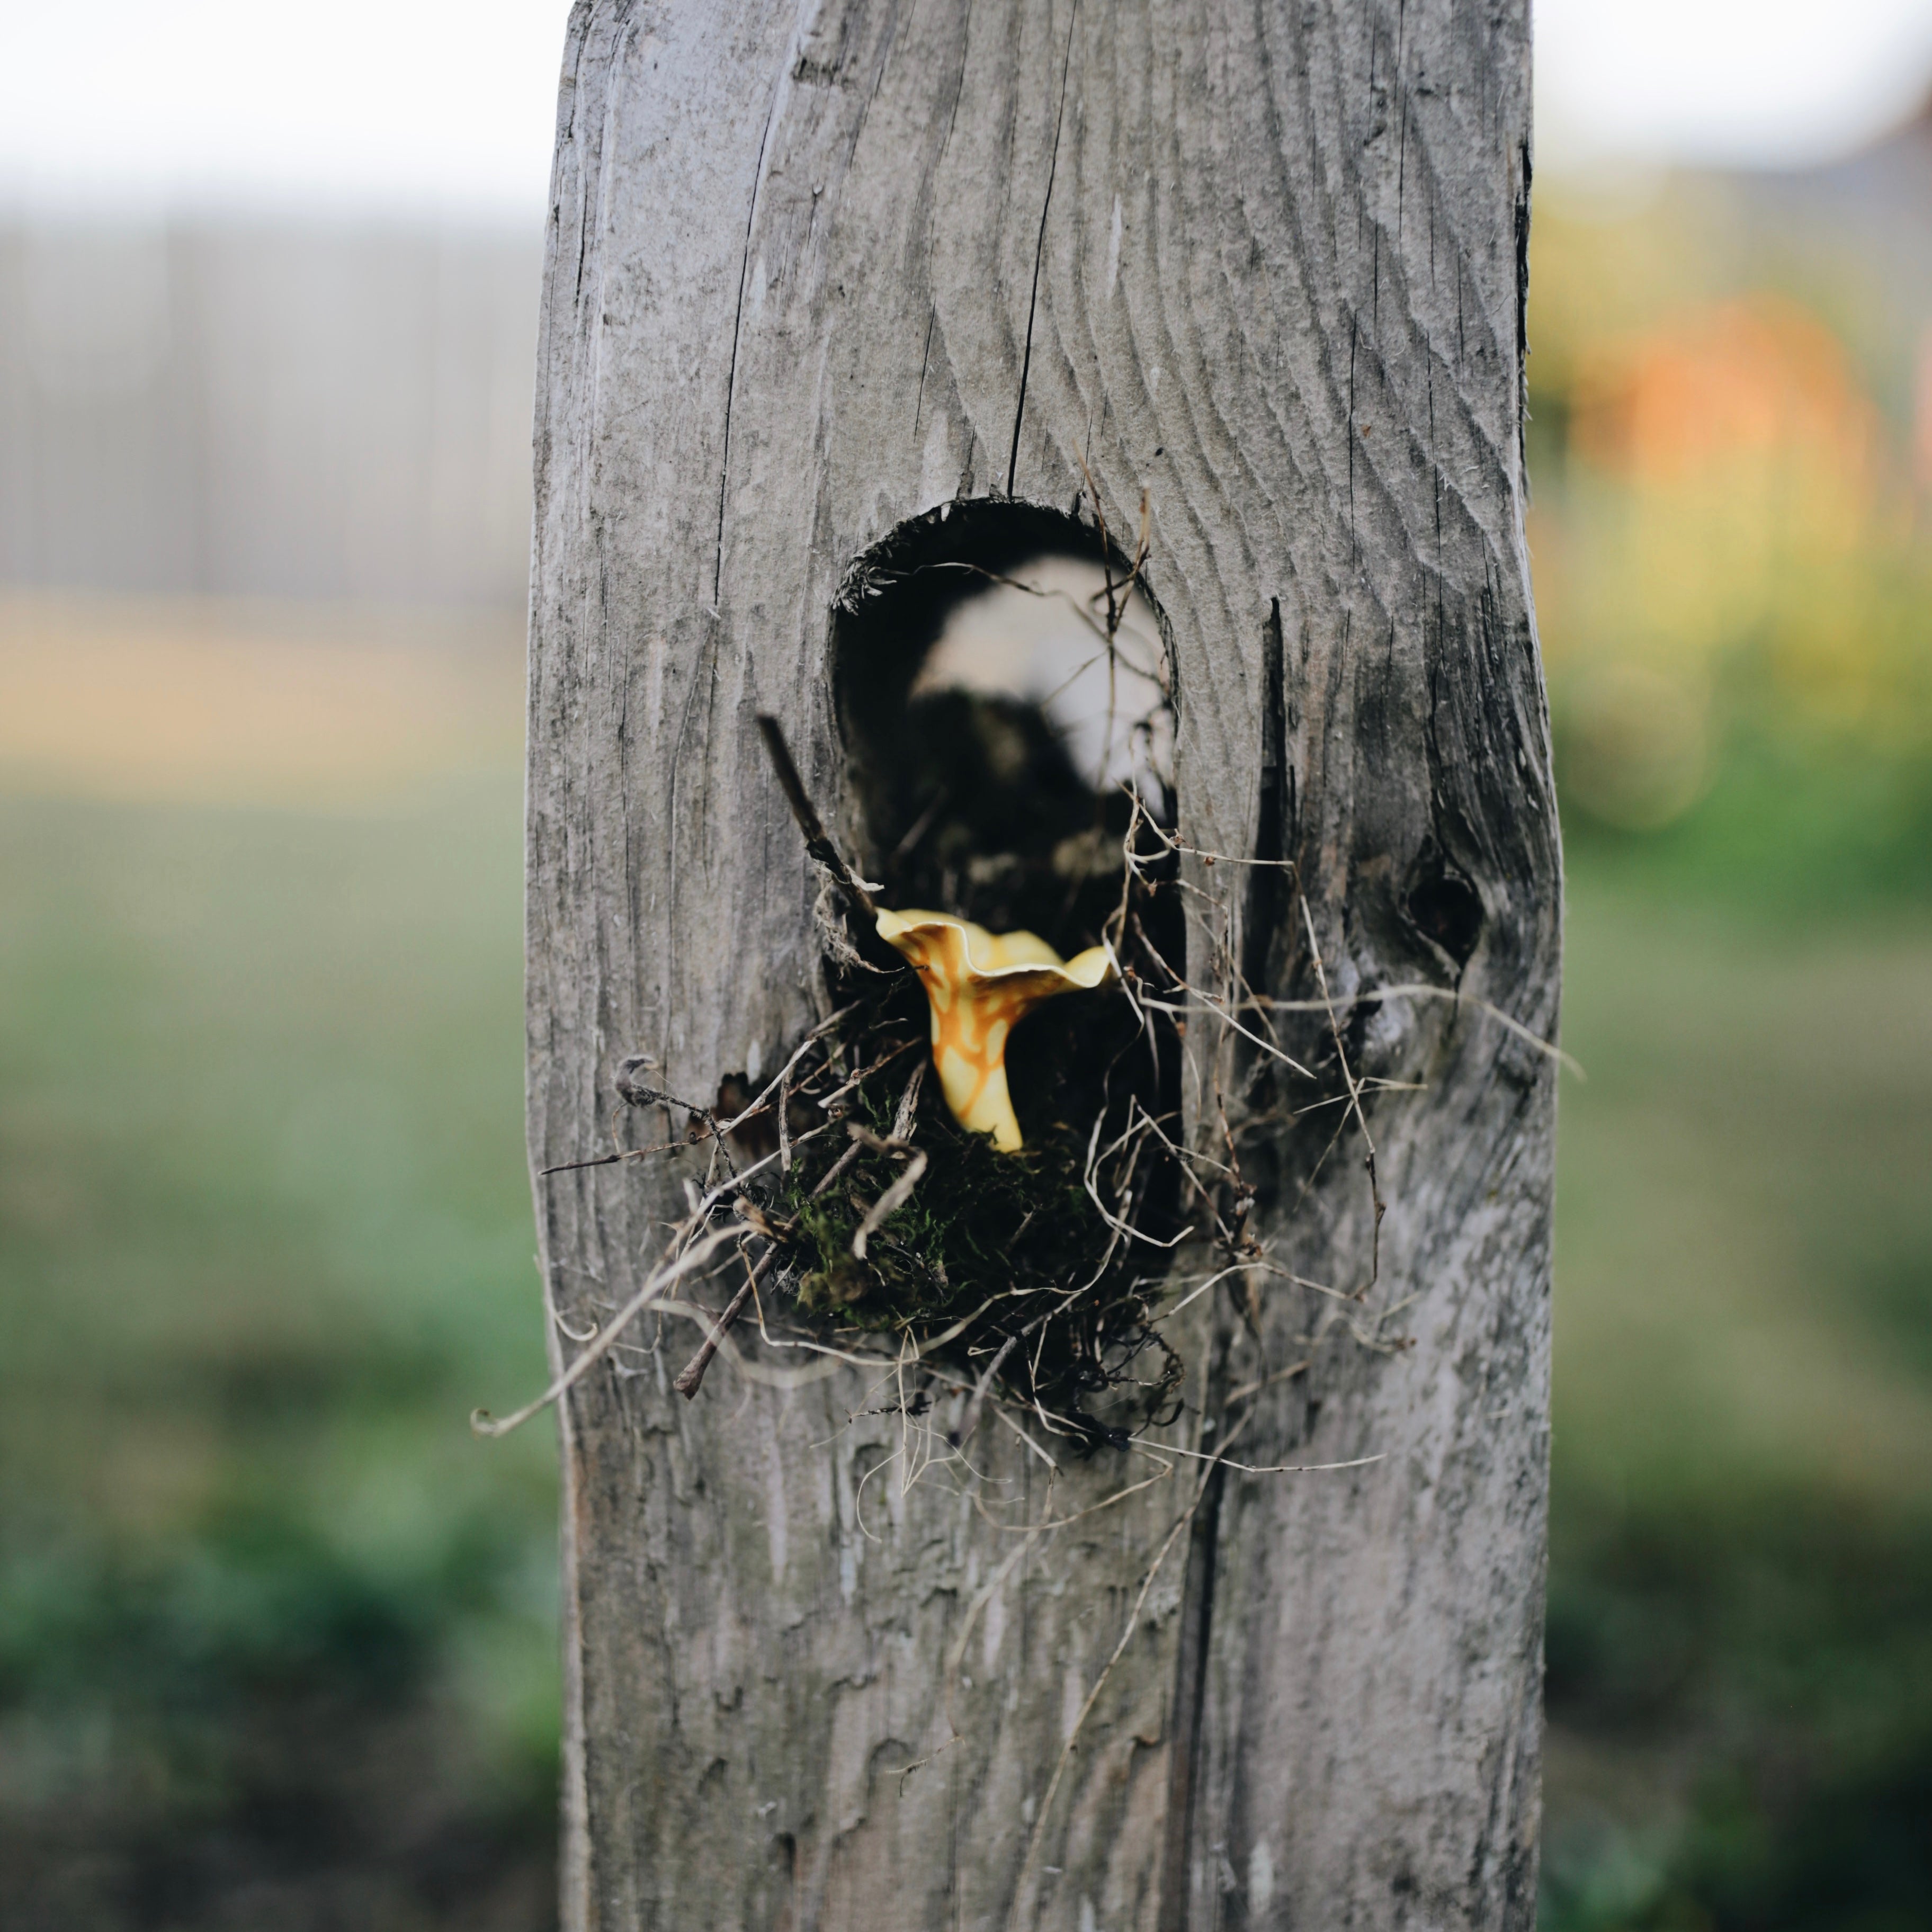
[{"x1": 875, "y1": 909, "x2": 1115, "y2": 1152}]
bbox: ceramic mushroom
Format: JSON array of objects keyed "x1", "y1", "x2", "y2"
[{"x1": 875, "y1": 908, "x2": 1115, "y2": 1151}]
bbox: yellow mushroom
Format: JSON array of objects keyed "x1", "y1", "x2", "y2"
[{"x1": 875, "y1": 908, "x2": 1115, "y2": 1152}]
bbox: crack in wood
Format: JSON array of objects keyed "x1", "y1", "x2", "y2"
[
  {"x1": 1157, "y1": 1414, "x2": 1229, "y2": 1932},
  {"x1": 715, "y1": 72, "x2": 784, "y2": 607},
  {"x1": 1006, "y1": 0, "x2": 1080, "y2": 498}
]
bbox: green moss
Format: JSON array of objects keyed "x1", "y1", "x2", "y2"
[{"x1": 760, "y1": 1013, "x2": 1179, "y2": 1445}]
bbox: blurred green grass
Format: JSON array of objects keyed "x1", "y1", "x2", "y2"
[
  {"x1": 2, "y1": 749, "x2": 1929, "y2": 1928},
  {"x1": 1528, "y1": 165, "x2": 1932, "y2": 1929},
  {"x1": 1544, "y1": 867, "x2": 1932, "y2": 1931},
  {"x1": 0, "y1": 777, "x2": 559, "y2": 1929}
]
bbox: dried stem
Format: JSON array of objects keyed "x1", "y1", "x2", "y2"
[
  {"x1": 673, "y1": 1241, "x2": 781, "y2": 1400},
  {"x1": 756, "y1": 713, "x2": 877, "y2": 921}
]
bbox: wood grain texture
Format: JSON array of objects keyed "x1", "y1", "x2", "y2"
[{"x1": 525, "y1": 3, "x2": 1558, "y2": 1927}]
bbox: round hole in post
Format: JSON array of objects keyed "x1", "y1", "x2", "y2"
[
  {"x1": 1403, "y1": 843, "x2": 1485, "y2": 971},
  {"x1": 833, "y1": 497, "x2": 1180, "y2": 1148},
  {"x1": 784, "y1": 497, "x2": 1191, "y2": 1444}
]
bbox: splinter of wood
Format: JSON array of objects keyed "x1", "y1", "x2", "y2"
[{"x1": 756, "y1": 713, "x2": 878, "y2": 921}]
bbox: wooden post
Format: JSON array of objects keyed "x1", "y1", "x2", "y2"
[{"x1": 524, "y1": 3, "x2": 1557, "y2": 1926}]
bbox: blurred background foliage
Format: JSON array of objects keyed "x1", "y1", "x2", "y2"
[
  {"x1": 1, "y1": 59, "x2": 1930, "y2": 1932},
  {"x1": 1530, "y1": 141, "x2": 1932, "y2": 904},
  {"x1": 0, "y1": 753, "x2": 557, "y2": 1927},
  {"x1": 1529, "y1": 110, "x2": 1932, "y2": 1932}
]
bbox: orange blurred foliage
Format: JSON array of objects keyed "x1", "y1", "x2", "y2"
[{"x1": 1572, "y1": 295, "x2": 1883, "y2": 504}]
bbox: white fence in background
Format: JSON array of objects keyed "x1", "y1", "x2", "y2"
[{"x1": 0, "y1": 219, "x2": 541, "y2": 606}]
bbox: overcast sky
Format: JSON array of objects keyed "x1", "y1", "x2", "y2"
[{"x1": 0, "y1": 0, "x2": 1928, "y2": 221}]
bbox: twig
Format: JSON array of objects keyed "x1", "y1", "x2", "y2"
[
  {"x1": 1226, "y1": 1356, "x2": 1312, "y2": 1403},
  {"x1": 470, "y1": 1222, "x2": 740, "y2": 1437},
  {"x1": 952, "y1": 1332, "x2": 1019, "y2": 1447},
  {"x1": 756, "y1": 713, "x2": 877, "y2": 920},
  {"x1": 812, "y1": 1036, "x2": 922, "y2": 1115},
  {"x1": 809, "y1": 1135, "x2": 866, "y2": 1202},
  {"x1": 1150, "y1": 1443, "x2": 1385, "y2": 1476},
  {"x1": 852, "y1": 1149, "x2": 929, "y2": 1260},
  {"x1": 1252, "y1": 980, "x2": 1580, "y2": 1077},
  {"x1": 673, "y1": 1242, "x2": 781, "y2": 1400},
  {"x1": 1300, "y1": 897, "x2": 1385, "y2": 1291},
  {"x1": 890, "y1": 1057, "x2": 926, "y2": 1139},
  {"x1": 890, "y1": 790, "x2": 947, "y2": 863}
]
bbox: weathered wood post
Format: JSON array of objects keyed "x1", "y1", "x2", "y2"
[{"x1": 523, "y1": 2, "x2": 1557, "y2": 1926}]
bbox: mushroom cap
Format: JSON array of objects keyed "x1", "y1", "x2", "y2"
[{"x1": 875, "y1": 909, "x2": 1115, "y2": 1151}]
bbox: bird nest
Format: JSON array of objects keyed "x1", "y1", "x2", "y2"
[{"x1": 677, "y1": 760, "x2": 1193, "y2": 1451}]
